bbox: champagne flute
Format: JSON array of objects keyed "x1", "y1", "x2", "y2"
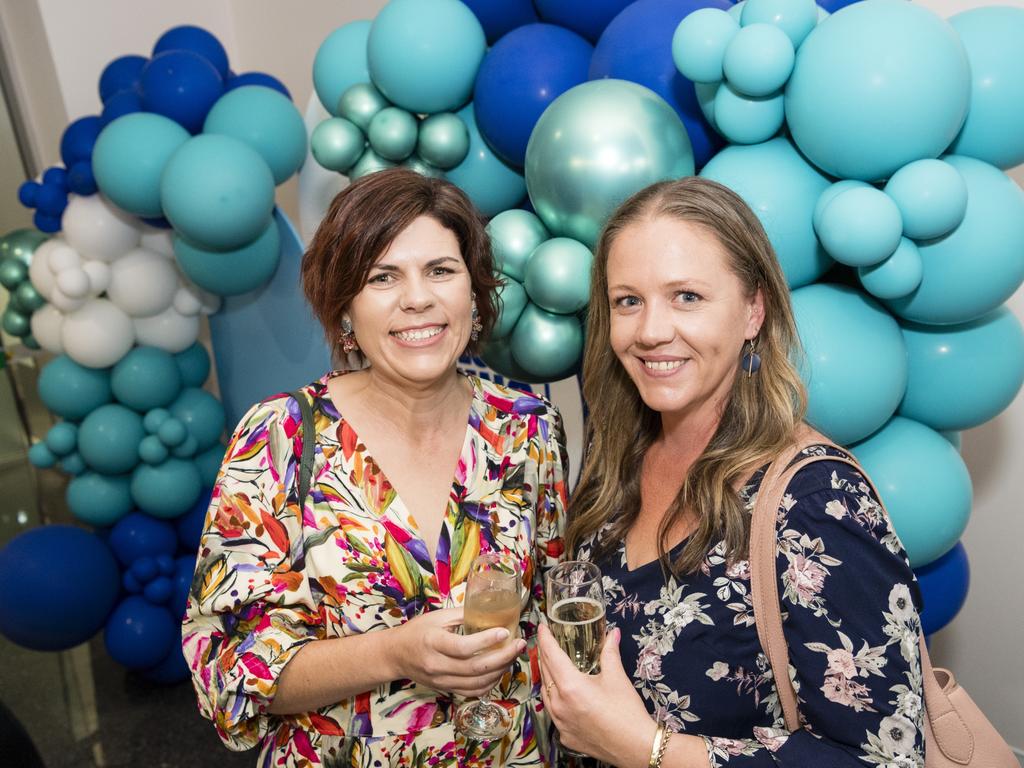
[{"x1": 454, "y1": 552, "x2": 522, "y2": 740}]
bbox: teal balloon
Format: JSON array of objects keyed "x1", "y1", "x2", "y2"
[
  {"x1": 203, "y1": 85, "x2": 308, "y2": 185},
  {"x1": 22, "y1": 334, "x2": 39, "y2": 350},
  {"x1": 481, "y1": 337, "x2": 547, "y2": 384},
  {"x1": 948, "y1": 7, "x2": 1024, "y2": 170},
  {"x1": 509, "y1": 303, "x2": 583, "y2": 381},
  {"x1": 712, "y1": 82, "x2": 784, "y2": 145},
  {"x1": 367, "y1": 0, "x2": 486, "y2": 114},
  {"x1": 812, "y1": 180, "x2": 870, "y2": 234},
  {"x1": 131, "y1": 459, "x2": 202, "y2": 519},
  {"x1": 492, "y1": 278, "x2": 528, "y2": 339},
  {"x1": 111, "y1": 347, "x2": 183, "y2": 411},
  {"x1": 367, "y1": 107, "x2": 419, "y2": 162},
  {"x1": 940, "y1": 430, "x2": 962, "y2": 452},
  {"x1": 78, "y1": 404, "x2": 146, "y2": 474},
  {"x1": 0, "y1": 228, "x2": 47, "y2": 265},
  {"x1": 816, "y1": 186, "x2": 902, "y2": 267},
  {"x1": 38, "y1": 355, "x2": 113, "y2": 421},
  {"x1": 701, "y1": 137, "x2": 832, "y2": 288},
  {"x1": 883, "y1": 159, "x2": 967, "y2": 241},
  {"x1": 13, "y1": 281, "x2": 45, "y2": 313},
  {"x1": 143, "y1": 408, "x2": 171, "y2": 435},
  {"x1": 310, "y1": 118, "x2": 365, "y2": 173},
  {"x1": 417, "y1": 113, "x2": 470, "y2": 170},
  {"x1": 2, "y1": 307, "x2": 29, "y2": 337},
  {"x1": 28, "y1": 442, "x2": 57, "y2": 469},
  {"x1": 524, "y1": 237, "x2": 592, "y2": 314},
  {"x1": 792, "y1": 283, "x2": 907, "y2": 445},
  {"x1": 313, "y1": 21, "x2": 372, "y2": 115},
  {"x1": 722, "y1": 23, "x2": 794, "y2": 98},
  {"x1": 60, "y1": 453, "x2": 86, "y2": 476},
  {"x1": 67, "y1": 472, "x2": 133, "y2": 527},
  {"x1": 44, "y1": 422, "x2": 78, "y2": 457},
  {"x1": 852, "y1": 416, "x2": 971, "y2": 567},
  {"x1": 525, "y1": 79, "x2": 694, "y2": 249},
  {"x1": 487, "y1": 209, "x2": 550, "y2": 282},
  {"x1": 446, "y1": 104, "x2": 526, "y2": 218},
  {"x1": 139, "y1": 435, "x2": 169, "y2": 465},
  {"x1": 172, "y1": 435, "x2": 199, "y2": 458},
  {"x1": 0, "y1": 258, "x2": 27, "y2": 289},
  {"x1": 402, "y1": 155, "x2": 444, "y2": 178},
  {"x1": 900, "y1": 307, "x2": 1024, "y2": 432},
  {"x1": 93, "y1": 113, "x2": 190, "y2": 217},
  {"x1": 338, "y1": 82, "x2": 389, "y2": 132},
  {"x1": 740, "y1": 0, "x2": 818, "y2": 46},
  {"x1": 158, "y1": 418, "x2": 187, "y2": 447},
  {"x1": 886, "y1": 155, "x2": 1024, "y2": 325},
  {"x1": 694, "y1": 81, "x2": 718, "y2": 127},
  {"x1": 858, "y1": 238, "x2": 922, "y2": 301},
  {"x1": 173, "y1": 218, "x2": 280, "y2": 297},
  {"x1": 175, "y1": 343, "x2": 211, "y2": 388},
  {"x1": 349, "y1": 148, "x2": 397, "y2": 181},
  {"x1": 672, "y1": 8, "x2": 739, "y2": 84},
  {"x1": 195, "y1": 443, "x2": 226, "y2": 488},
  {"x1": 160, "y1": 134, "x2": 275, "y2": 251},
  {"x1": 170, "y1": 387, "x2": 226, "y2": 452}
]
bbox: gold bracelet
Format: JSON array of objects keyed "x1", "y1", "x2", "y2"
[{"x1": 648, "y1": 721, "x2": 667, "y2": 768}]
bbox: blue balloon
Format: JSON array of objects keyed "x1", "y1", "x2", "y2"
[
  {"x1": 534, "y1": 0, "x2": 633, "y2": 43},
  {"x1": 226, "y1": 71, "x2": 291, "y2": 100},
  {"x1": 883, "y1": 159, "x2": 967, "y2": 241},
  {"x1": 67, "y1": 472, "x2": 134, "y2": 527},
  {"x1": 99, "y1": 54, "x2": 147, "y2": 102},
  {"x1": 173, "y1": 217, "x2": 281, "y2": 296},
  {"x1": 445, "y1": 104, "x2": 526, "y2": 218},
  {"x1": 104, "y1": 596, "x2": 177, "y2": 669},
  {"x1": 60, "y1": 116, "x2": 102, "y2": 168},
  {"x1": 131, "y1": 459, "x2": 202, "y2": 519},
  {"x1": 0, "y1": 526, "x2": 120, "y2": 651},
  {"x1": 461, "y1": 0, "x2": 538, "y2": 44},
  {"x1": 313, "y1": 21, "x2": 372, "y2": 115},
  {"x1": 42, "y1": 166, "x2": 68, "y2": 190},
  {"x1": 172, "y1": 554, "x2": 197, "y2": 617},
  {"x1": 153, "y1": 25, "x2": 229, "y2": 80},
  {"x1": 109, "y1": 512, "x2": 178, "y2": 568},
  {"x1": 169, "y1": 388, "x2": 226, "y2": 453},
  {"x1": 588, "y1": 0, "x2": 729, "y2": 170},
  {"x1": 176, "y1": 489, "x2": 213, "y2": 553},
  {"x1": 857, "y1": 237, "x2": 923, "y2": 301},
  {"x1": 710, "y1": 81, "x2": 785, "y2": 145},
  {"x1": 99, "y1": 90, "x2": 143, "y2": 128},
  {"x1": 722, "y1": 23, "x2": 795, "y2": 98},
  {"x1": 33, "y1": 211, "x2": 62, "y2": 233},
  {"x1": 474, "y1": 24, "x2": 593, "y2": 168},
  {"x1": 915, "y1": 541, "x2": 969, "y2": 636},
  {"x1": 68, "y1": 161, "x2": 97, "y2": 196},
  {"x1": 816, "y1": 186, "x2": 903, "y2": 267},
  {"x1": 35, "y1": 182, "x2": 68, "y2": 218},
  {"x1": 38, "y1": 355, "x2": 113, "y2": 421},
  {"x1": 140, "y1": 50, "x2": 224, "y2": 134},
  {"x1": 143, "y1": 576, "x2": 173, "y2": 605},
  {"x1": 131, "y1": 556, "x2": 160, "y2": 583},
  {"x1": 78, "y1": 404, "x2": 146, "y2": 474},
  {"x1": 174, "y1": 343, "x2": 211, "y2": 388},
  {"x1": 111, "y1": 346, "x2": 183, "y2": 412},
  {"x1": 140, "y1": 641, "x2": 190, "y2": 684},
  {"x1": 17, "y1": 180, "x2": 39, "y2": 207}
]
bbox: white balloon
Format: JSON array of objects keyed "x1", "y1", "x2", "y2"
[
  {"x1": 60, "y1": 298, "x2": 135, "y2": 368},
  {"x1": 56, "y1": 267, "x2": 90, "y2": 298},
  {"x1": 28, "y1": 240, "x2": 60, "y2": 299},
  {"x1": 199, "y1": 291, "x2": 221, "y2": 315},
  {"x1": 49, "y1": 288, "x2": 88, "y2": 313},
  {"x1": 30, "y1": 304, "x2": 64, "y2": 354},
  {"x1": 61, "y1": 194, "x2": 141, "y2": 262},
  {"x1": 82, "y1": 260, "x2": 112, "y2": 295},
  {"x1": 173, "y1": 285, "x2": 202, "y2": 316},
  {"x1": 133, "y1": 305, "x2": 200, "y2": 353},
  {"x1": 106, "y1": 248, "x2": 179, "y2": 317},
  {"x1": 174, "y1": 277, "x2": 222, "y2": 317},
  {"x1": 140, "y1": 228, "x2": 175, "y2": 258},
  {"x1": 48, "y1": 242, "x2": 81, "y2": 273}
]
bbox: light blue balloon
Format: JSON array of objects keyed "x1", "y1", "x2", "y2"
[
  {"x1": 852, "y1": 416, "x2": 971, "y2": 567},
  {"x1": 487, "y1": 209, "x2": 550, "y2": 282},
  {"x1": 694, "y1": 81, "x2": 719, "y2": 127},
  {"x1": 509, "y1": 303, "x2": 583, "y2": 381},
  {"x1": 858, "y1": 238, "x2": 922, "y2": 301},
  {"x1": 45, "y1": 422, "x2": 79, "y2": 457},
  {"x1": 312, "y1": 21, "x2": 372, "y2": 115},
  {"x1": 886, "y1": 155, "x2": 1024, "y2": 325},
  {"x1": 195, "y1": 444, "x2": 226, "y2": 488},
  {"x1": 883, "y1": 159, "x2": 967, "y2": 241},
  {"x1": 785, "y1": 0, "x2": 970, "y2": 181},
  {"x1": 740, "y1": 0, "x2": 818, "y2": 47},
  {"x1": 949, "y1": 7, "x2": 1024, "y2": 170},
  {"x1": 712, "y1": 82, "x2": 784, "y2": 145},
  {"x1": 111, "y1": 347, "x2": 183, "y2": 412},
  {"x1": 367, "y1": 0, "x2": 486, "y2": 114},
  {"x1": 672, "y1": 8, "x2": 740, "y2": 84},
  {"x1": 38, "y1": 355, "x2": 113, "y2": 421},
  {"x1": 446, "y1": 104, "x2": 526, "y2": 218},
  {"x1": 203, "y1": 86, "x2": 308, "y2": 185},
  {"x1": 28, "y1": 442, "x2": 57, "y2": 469},
  {"x1": 160, "y1": 134, "x2": 275, "y2": 251},
  {"x1": 812, "y1": 179, "x2": 870, "y2": 234},
  {"x1": 173, "y1": 218, "x2": 280, "y2": 297},
  {"x1": 174, "y1": 343, "x2": 210, "y2": 388},
  {"x1": 492, "y1": 279, "x2": 529, "y2": 339},
  {"x1": 67, "y1": 472, "x2": 134, "y2": 527},
  {"x1": 728, "y1": 1, "x2": 744, "y2": 22},
  {"x1": 900, "y1": 307, "x2": 1024, "y2": 432},
  {"x1": 939, "y1": 430, "x2": 962, "y2": 452},
  {"x1": 722, "y1": 23, "x2": 794, "y2": 98},
  {"x1": 78, "y1": 404, "x2": 146, "y2": 474},
  {"x1": 131, "y1": 458, "x2": 202, "y2": 519},
  {"x1": 792, "y1": 283, "x2": 907, "y2": 444},
  {"x1": 93, "y1": 113, "x2": 190, "y2": 218},
  {"x1": 700, "y1": 137, "x2": 832, "y2": 288},
  {"x1": 816, "y1": 186, "x2": 903, "y2": 267},
  {"x1": 524, "y1": 237, "x2": 593, "y2": 315},
  {"x1": 170, "y1": 387, "x2": 226, "y2": 452}
]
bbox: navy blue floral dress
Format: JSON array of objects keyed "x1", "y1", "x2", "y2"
[{"x1": 576, "y1": 445, "x2": 926, "y2": 767}]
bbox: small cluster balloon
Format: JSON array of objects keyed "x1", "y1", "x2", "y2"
[{"x1": 0, "y1": 229, "x2": 49, "y2": 347}]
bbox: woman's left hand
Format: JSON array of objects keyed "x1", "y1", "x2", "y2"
[{"x1": 538, "y1": 624, "x2": 657, "y2": 768}]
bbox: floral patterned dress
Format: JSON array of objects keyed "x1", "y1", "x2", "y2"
[
  {"x1": 182, "y1": 372, "x2": 568, "y2": 768},
  {"x1": 576, "y1": 445, "x2": 925, "y2": 767}
]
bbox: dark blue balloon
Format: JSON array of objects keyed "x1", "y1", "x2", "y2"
[
  {"x1": 461, "y1": 0, "x2": 539, "y2": 44},
  {"x1": 104, "y1": 596, "x2": 177, "y2": 669},
  {"x1": 130, "y1": 556, "x2": 159, "y2": 583},
  {"x1": 99, "y1": 55, "x2": 147, "y2": 102},
  {"x1": 68, "y1": 161, "x2": 97, "y2": 196},
  {"x1": 156, "y1": 554, "x2": 175, "y2": 576},
  {"x1": 17, "y1": 180, "x2": 39, "y2": 208},
  {"x1": 140, "y1": 50, "x2": 224, "y2": 134},
  {"x1": 474, "y1": 23, "x2": 593, "y2": 168},
  {"x1": 143, "y1": 576, "x2": 173, "y2": 604},
  {"x1": 35, "y1": 182, "x2": 68, "y2": 217},
  {"x1": 123, "y1": 570, "x2": 143, "y2": 594},
  {"x1": 139, "y1": 642, "x2": 189, "y2": 684},
  {"x1": 33, "y1": 211, "x2": 62, "y2": 233},
  {"x1": 817, "y1": 0, "x2": 861, "y2": 12},
  {"x1": 100, "y1": 90, "x2": 143, "y2": 128},
  {"x1": 60, "y1": 116, "x2": 102, "y2": 168},
  {"x1": 176, "y1": 488, "x2": 212, "y2": 553},
  {"x1": 42, "y1": 166, "x2": 69, "y2": 190},
  {"x1": 225, "y1": 71, "x2": 292, "y2": 100},
  {"x1": 0, "y1": 526, "x2": 120, "y2": 651},
  {"x1": 172, "y1": 555, "x2": 196, "y2": 620},
  {"x1": 108, "y1": 512, "x2": 178, "y2": 567},
  {"x1": 534, "y1": 0, "x2": 634, "y2": 43},
  {"x1": 153, "y1": 25, "x2": 229, "y2": 80},
  {"x1": 589, "y1": 0, "x2": 729, "y2": 169},
  {"x1": 915, "y1": 541, "x2": 970, "y2": 636}
]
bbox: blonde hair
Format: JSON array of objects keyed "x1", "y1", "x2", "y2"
[{"x1": 566, "y1": 177, "x2": 807, "y2": 576}]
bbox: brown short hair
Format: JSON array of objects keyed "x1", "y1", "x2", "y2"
[{"x1": 302, "y1": 168, "x2": 499, "y2": 361}]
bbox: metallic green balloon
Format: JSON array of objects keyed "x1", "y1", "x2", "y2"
[
  {"x1": 480, "y1": 337, "x2": 547, "y2": 384},
  {"x1": 2, "y1": 306, "x2": 29, "y2": 337},
  {"x1": 349, "y1": 148, "x2": 397, "y2": 181},
  {"x1": 492, "y1": 278, "x2": 528, "y2": 339},
  {"x1": 338, "y1": 82, "x2": 389, "y2": 132},
  {"x1": 0, "y1": 258, "x2": 28, "y2": 290},
  {"x1": 311, "y1": 117, "x2": 366, "y2": 173},
  {"x1": 13, "y1": 281, "x2": 45, "y2": 313},
  {"x1": 417, "y1": 112, "x2": 470, "y2": 170},
  {"x1": 524, "y1": 237, "x2": 593, "y2": 315},
  {"x1": 402, "y1": 155, "x2": 444, "y2": 179},
  {"x1": 510, "y1": 303, "x2": 583, "y2": 381},
  {"x1": 368, "y1": 107, "x2": 418, "y2": 162},
  {"x1": 0, "y1": 228, "x2": 47, "y2": 266},
  {"x1": 23, "y1": 333, "x2": 40, "y2": 350},
  {"x1": 525, "y1": 79, "x2": 695, "y2": 248},
  {"x1": 486, "y1": 210, "x2": 550, "y2": 283}
]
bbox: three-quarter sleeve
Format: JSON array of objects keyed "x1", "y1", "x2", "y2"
[
  {"x1": 701, "y1": 459, "x2": 926, "y2": 768},
  {"x1": 181, "y1": 396, "x2": 323, "y2": 751}
]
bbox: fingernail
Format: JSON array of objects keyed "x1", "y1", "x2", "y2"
[
  {"x1": 495, "y1": 628, "x2": 510, "y2": 641},
  {"x1": 517, "y1": 639, "x2": 528, "y2": 653}
]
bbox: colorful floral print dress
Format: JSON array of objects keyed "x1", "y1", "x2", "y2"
[
  {"x1": 576, "y1": 444, "x2": 925, "y2": 767},
  {"x1": 182, "y1": 372, "x2": 567, "y2": 768}
]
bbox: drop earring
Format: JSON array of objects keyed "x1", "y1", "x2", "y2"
[
  {"x1": 470, "y1": 298, "x2": 482, "y2": 342},
  {"x1": 339, "y1": 317, "x2": 359, "y2": 354},
  {"x1": 742, "y1": 338, "x2": 761, "y2": 377}
]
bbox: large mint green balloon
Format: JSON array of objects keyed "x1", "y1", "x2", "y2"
[
  {"x1": 0, "y1": 228, "x2": 47, "y2": 265},
  {"x1": 524, "y1": 237, "x2": 592, "y2": 315},
  {"x1": 525, "y1": 79, "x2": 694, "y2": 249},
  {"x1": 492, "y1": 279, "x2": 528, "y2": 339},
  {"x1": 510, "y1": 303, "x2": 583, "y2": 381},
  {"x1": 174, "y1": 218, "x2": 280, "y2": 296},
  {"x1": 313, "y1": 21, "x2": 372, "y2": 116},
  {"x1": 311, "y1": 117, "x2": 366, "y2": 173},
  {"x1": 417, "y1": 113, "x2": 470, "y2": 170},
  {"x1": 367, "y1": 107, "x2": 418, "y2": 162},
  {"x1": 487, "y1": 210, "x2": 549, "y2": 282}
]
